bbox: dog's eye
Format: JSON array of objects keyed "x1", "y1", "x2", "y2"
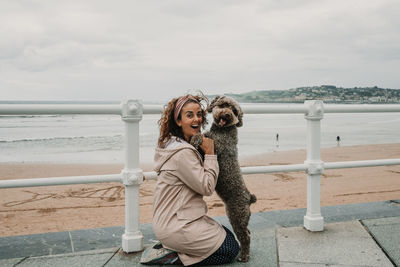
[{"x1": 233, "y1": 109, "x2": 238, "y2": 116}]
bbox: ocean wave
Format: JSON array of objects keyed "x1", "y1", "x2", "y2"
[
  {"x1": 0, "y1": 115, "x2": 62, "y2": 118},
  {"x1": 0, "y1": 125, "x2": 66, "y2": 129},
  {"x1": 0, "y1": 135, "x2": 123, "y2": 143}
]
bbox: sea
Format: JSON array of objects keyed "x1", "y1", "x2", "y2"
[{"x1": 1, "y1": 103, "x2": 399, "y2": 164}]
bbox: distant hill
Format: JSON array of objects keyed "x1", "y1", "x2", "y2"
[{"x1": 211, "y1": 85, "x2": 400, "y2": 104}]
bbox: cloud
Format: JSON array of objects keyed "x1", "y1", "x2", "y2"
[{"x1": 0, "y1": 0, "x2": 399, "y2": 101}]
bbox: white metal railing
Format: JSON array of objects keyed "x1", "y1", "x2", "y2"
[{"x1": 0, "y1": 100, "x2": 400, "y2": 252}]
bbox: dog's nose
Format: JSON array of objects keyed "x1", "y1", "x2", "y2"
[{"x1": 224, "y1": 113, "x2": 231, "y2": 119}]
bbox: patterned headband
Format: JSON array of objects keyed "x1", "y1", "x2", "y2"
[{"x1": 174, "y1": 95, "x2": 199, "y2": 123}]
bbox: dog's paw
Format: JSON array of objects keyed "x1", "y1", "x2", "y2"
[
  {"x1": 190, "y1": 133, "x2": 203, "y2": 148},
  {"x1": 238, "y1": 254, "x2": 250, "y2": 262}
]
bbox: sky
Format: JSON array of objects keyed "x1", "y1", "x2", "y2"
[{"x1": 1, "y1": 0, "x2": 399, "y2": 103}]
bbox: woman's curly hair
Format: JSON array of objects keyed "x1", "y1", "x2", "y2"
[{"x1": 158, "y1": 92, "x2": 208, "y2": 147}]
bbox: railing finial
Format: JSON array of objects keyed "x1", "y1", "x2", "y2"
[
  {"x1": 121, "y1": 99, "x2": 143, "y2": 121},
  {"x1": 304, "y1": 100, "x2": 324, "y2": 120}
]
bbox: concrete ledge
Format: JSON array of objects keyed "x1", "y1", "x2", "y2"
[{"x1": 1, "y1": 199, "x2": 400, "y2": 266}]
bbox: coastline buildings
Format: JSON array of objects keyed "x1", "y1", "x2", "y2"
[{"x1": 226, "y1": 86, "x2": 400, "y2": 104}]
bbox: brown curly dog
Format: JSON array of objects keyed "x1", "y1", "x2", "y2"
[{"x1": 191, "y1": 95, "x2": 257, "y2": 262}]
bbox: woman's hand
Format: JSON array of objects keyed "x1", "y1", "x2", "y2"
[{"x1": 200, "y1": 137, "x2": 215, "y2": 155}]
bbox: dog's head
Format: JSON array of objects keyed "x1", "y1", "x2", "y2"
[{"x1": 207, "y1": 95, "x2": 243, "y2": 128}]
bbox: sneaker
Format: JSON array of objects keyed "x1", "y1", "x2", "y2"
[{"x1": 140, "y1": 242, "x2": 180, "y2": 265}]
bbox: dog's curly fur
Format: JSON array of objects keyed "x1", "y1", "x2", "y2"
[{"x1": 191, "y1": 95, "x2": 257, "y2": 262}]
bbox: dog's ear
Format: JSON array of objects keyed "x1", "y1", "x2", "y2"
[
  {"x1": 234, "y1": 102, "x2": 243, "y2": 127},
  {"x1": 207, "y1": 95, "x2": 222, "y2": 113}
]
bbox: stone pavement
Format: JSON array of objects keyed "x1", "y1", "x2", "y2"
[{"x1": 1, "y1": 199, "x2": 400, "y2": 266}]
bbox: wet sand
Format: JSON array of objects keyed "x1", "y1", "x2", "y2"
[{"x1": 0, "y1": 143, "x2": 399, "y2": 237}]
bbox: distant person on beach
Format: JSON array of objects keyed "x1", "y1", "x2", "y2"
[
  {"x1": 141, "y1": 93, "x2": 239, "y2": 266},
  {"x1": 336, "y1": 136, "x2": 341, "y2": 146}
]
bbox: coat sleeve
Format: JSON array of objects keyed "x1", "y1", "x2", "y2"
[{"x1": 175, "y1": 149, "x2": 219, "y2": 196}]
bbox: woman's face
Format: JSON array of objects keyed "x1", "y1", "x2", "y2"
[{"x1": 176, "y1": 102, "x2": 203, "y2": 142}]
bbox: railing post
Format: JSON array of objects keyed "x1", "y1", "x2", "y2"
[
  {"x1": 303, "y1": 100, "x2": 325, "y2": 231},
  {"x1": 121, "y1": 99, "x2": 144, "y2": 252}
]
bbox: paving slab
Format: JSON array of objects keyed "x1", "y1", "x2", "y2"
[
  {"x1": 0, "y1": 257, "x2": 25, "y2": 267},
  {"x1": 362, "y1": 216, "x2": 400, "y2": 266},
  {"x1": 0, "y1": 224, "x2": 156, "y2": 261},
  {"x1": 70, "y1": 226, "x2": 124, "y2": 252},
  {"x1": 16, "y1": 248, "x2": 117, "y2": 267},
  {"x1": 103, "y1": 249, "x2": 142, "y2": 267},
  {"x1": 278, "y1": 263, "x2": 380, "y2": 267},
  {"x1": 277, "y1": 221, "x2": 393, "y2": 267},
  {"x1": 222, "y1": 227, "x2": 277, "y2": 267},
  {"x1": 0, "y1": 231, "x2": 72, "y2": 260}
]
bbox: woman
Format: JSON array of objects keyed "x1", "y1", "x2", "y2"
[{"x1": 142, "y1": 93, "x2": 239, "y2": 266}]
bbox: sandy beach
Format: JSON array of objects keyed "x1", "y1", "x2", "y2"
[{"x1": 0, "y1": 143, "x2": 399, "y2": 237}]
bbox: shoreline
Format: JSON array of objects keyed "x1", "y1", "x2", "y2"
[
  {"x1": 0, "y1": 140, "x2": 398, "y2": 167},
  {"x1": 1, "y1": 143, "x2": 400, "y2": 237}
]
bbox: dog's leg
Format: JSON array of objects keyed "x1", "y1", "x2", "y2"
[{"x1": 227, "y1": 204, "x2": 251, "y2": 262}]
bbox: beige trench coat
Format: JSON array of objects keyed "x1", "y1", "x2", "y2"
[{"x1": 153, "y1": 139, "x2": 226, "y2": 266}]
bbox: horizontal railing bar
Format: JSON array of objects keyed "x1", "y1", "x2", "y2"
[
  {"x1": 143, "y1": 105, "x2": 164, "y2": 114},
  {"x1": 142, "y1": 164, "x2": 309, "y2": 180},
  {"x1": 241, "y1": 164, "x2": 307, "y2": 174},
  {"x1": 241, "y1": 104, "x2": 307, "y2": 114},
  {"x1": 1, "y1": 103, "x2": 400, "y2": 116},
  {"x1": 0, "y1": 104, "x2": 122, "y2": 115},
  {"x1": 142, "y1": 165, "x2": 309, "y2": 180},
  {"x1": 1, "y1": 158, "x2": 399, "y2": 188},
  {"x1": 324, "y1": 104, "x2": 400, "y2": 113},
  {"x1": 143, "y1": 171, "x2": 158, "y2": 180},
  {"x1": 240, "y1": 104, "x2": 400, "y2": 114},
  {"x1": 324, "y1": 158, "x2": 400, "y2": 169},
  {"x1": 238, "y1": 159, "x2": 400, "y2": 176},
  {"x1": 0, "y1": 174, "x2": 122, "y2": 188},
  {"x1": 146, "y1": 104, "x2": 400, "y2": 115}
]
